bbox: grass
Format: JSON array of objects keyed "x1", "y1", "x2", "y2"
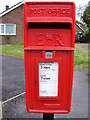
[
  {"x1": 74, "y1": 48, "x2": 88, "y2": 69},
  {"x1": 1, "y1": 44, "x2": 24, "y2": 58},
  {"x1": 0, "y1": 43, "x2": 88, "y2": 69}
]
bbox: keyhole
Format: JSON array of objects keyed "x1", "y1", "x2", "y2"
[{"x1": 35, "y1": 81, "x2": 37, "y2": 84}]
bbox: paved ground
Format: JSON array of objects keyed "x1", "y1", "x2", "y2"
[
  {"x1": 75, "y1": 43, "x2": 88, "y2": 51},
  {"x1": 2, "y1": 55, "x2": 88, "y2": 119},
  {"x1": 2, "y1": 55, "x2": 25, "y2": 101}
]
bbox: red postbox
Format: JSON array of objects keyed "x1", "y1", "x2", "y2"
[{"x1": 24, "y1": 2, "x2": 75, "y2": 114}]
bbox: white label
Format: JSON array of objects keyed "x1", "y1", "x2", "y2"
[{"x1": 39, "y1": 62, "x2": 58, "y2": 97}]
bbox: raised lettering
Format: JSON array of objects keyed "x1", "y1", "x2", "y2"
[{"x1": 36, "y1": 33, "x2": 44, "y2": 46}]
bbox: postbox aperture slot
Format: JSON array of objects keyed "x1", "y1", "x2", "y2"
[{"x1": 28, "y1": 22, "x2": 71, "y2": 28}]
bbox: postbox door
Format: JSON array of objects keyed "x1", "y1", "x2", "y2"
[{"x1": 28, "y1": 50, "x2": 69, "y2": 111}]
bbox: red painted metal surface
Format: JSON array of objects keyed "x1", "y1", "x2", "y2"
[{"x1": 24, "y1": 2, "x2": 75, "y2": 114}]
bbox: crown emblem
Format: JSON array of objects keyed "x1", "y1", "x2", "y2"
[{"x1": 46, "y1": 32, "x2": 53, "y2": 40}]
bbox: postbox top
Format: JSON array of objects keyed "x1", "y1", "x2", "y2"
[
  {"x1": 24, "y1": 1, "x2": 75, "y2": 6},
  {"x1": 24, "y1": 2, "x2": 75, "y2": 49}
]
